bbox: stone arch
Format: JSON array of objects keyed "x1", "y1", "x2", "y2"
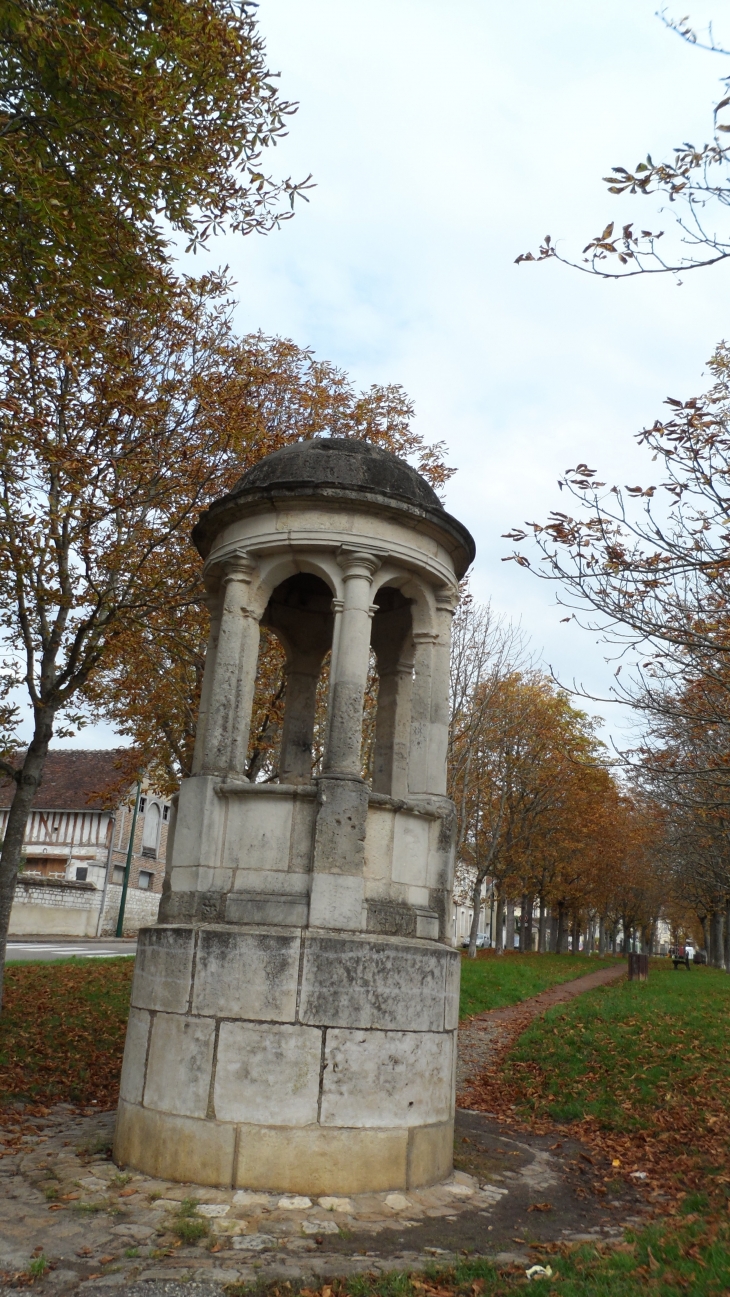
[
  {"x1": 369, "y1": 585, "x2": 414, "y2": 797},
  {"x1": 260, "y1": 573, "x2": 334, "y2": 784}
]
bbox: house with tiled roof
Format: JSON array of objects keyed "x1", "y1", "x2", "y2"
[{"x1": 0, "y1": 750, "x2": 171, "y2": 936}]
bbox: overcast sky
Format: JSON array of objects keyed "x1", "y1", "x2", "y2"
[{"x1": 62, "y1": 0, "x2": 730, "y2": 750}]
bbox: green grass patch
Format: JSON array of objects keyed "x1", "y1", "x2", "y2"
[
  {"x1": 0, "y1": 958, "x2": 133, "y2": 1110},
  {"x1": 458, "y1": 951, "x2": 617, "y2": 1019},
  {"x1": 224, "y1": 1216, "x2": 730, "y2": 1294},
  {"x1": 170, "y1": 1198, "x2": 209, "y2": 1244},
  {"x1": 504, "y1": 960, "x2": 730, "y2": 1131}
]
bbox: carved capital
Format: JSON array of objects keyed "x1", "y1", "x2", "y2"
[
  {"x1": 337, "y1": 548, "x2": 383, "y2": 581},
  {"x1": 222, "y1": 554, "x2": 256, "y2": 585}
]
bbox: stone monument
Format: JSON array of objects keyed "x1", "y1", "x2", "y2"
[{"x1": 114, "y1": 437, "x2": 475, "y2": 1194}]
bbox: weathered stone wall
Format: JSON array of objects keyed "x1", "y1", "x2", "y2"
[
  {"x1": 97, "y1": 884, "x2": 161, "y2": 937},
  {"x1": 9, "y1": 875, "x2": 161, "y2": 937},
  {"x1": 116, "y1": 923, "x2": 459, "y2": 1192},
  {"x1": 9, "y1": 876, "x2": 99, "y2": 937}
]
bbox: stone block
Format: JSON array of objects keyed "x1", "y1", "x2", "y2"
[
  {"x1": 320, "y1": 1029, "x2": 453, "y2": 1127},
  {"x1": 288, "y1": 796, "x2": 317, "y2": 874},
  {"x1": 363, "y1": 806, "x2": 394, "y2": 881},
  {"x1": 406, "y1": 1119, "x2": 453, "y2": 1187},
  {"x1": 192, "y1": 927, "x2": 301, "y2": 1021},
  {"x1": 222, "y1": 794, "x2": 293, "y2": 873},
  {"x1": 299, "y1": 933, "x2": 448, "y2": 1031},
  {"x1": 415, "y1": 908, "x2": 440, "y2": 940},
  {"x1": 173, "y1": 774, "x2": 225, "y2": 870},
  {"x1": 225, "y1": 892, "x2": 309, "y2": 928},
  {"x1": 131, "y1": 926, "x2": 194, "y2": 1014},
  {"x1": 311, "y1": 777, "x2": 368, "y2": 882},
  {"x1": 144, "y1": 1012, "x2": 215, "y2": 1118},
  {"x1": 114, "y1": 1099, "x2": 235, "y2": 1186},
  {"x1": 443, "y1": 950, "x2": 461, "y2": 1030},
  {"x1": 309, "y1": 873, "x2": 363, "y2": 930},
  {"x1": 214, "y1": 1022, "x2": 322, "y2": 1125},
  {"x1": 391, "y1": 813, "x2": 430, "y2": 888},
  {"x1": 119, "y1": 1008, "x2": 150, "y2": 1105},
  {"x1": 234, "y1": 1123, "x2": 409, "y2": 1194},
  {"x1": 169, "y1": 866, "x2": 232, "y2": 893}
]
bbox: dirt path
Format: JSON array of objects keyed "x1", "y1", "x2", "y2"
[{"x1": 457, "y1": 961, "x2": 626, "y2": 1095}]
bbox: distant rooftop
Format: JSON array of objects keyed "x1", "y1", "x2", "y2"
[{"x1": 0, "y1": 749, "x2": 130, "y2": 811}]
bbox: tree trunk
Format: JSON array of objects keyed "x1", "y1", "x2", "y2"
[
  {"x1": 598, "y1": 916, "x2": 606, "y2": 956},
  {"x1": 494, "y1": 894, "x2": 505, "y2": 955},
  {"x1": 505, "y1": 902, "x2": 515, "y2": 952},
  {"x1": 556, "y1": 901, "x2": 567, "y2": 953},
  {"x1": 711, "y1": 908, "x2": 725, "y2": 969},
  {"x1": 467, "y1": 874, "x2": 483, "y2": 959},
  {"x1": 549, "y1": 911, "x2": 558, "y2": 953},
  {"x1": 518, "y1": 894, "x2": 527, "y2": 952},
  {"x1": 0, "y1": 713, "x2": 55, "y2": 1008},
  {"x1": 701, "y1": 914, "x2": 710, "y2": 955},
  {"x1": 570, "y1": 914, "x2": 579, "y2": 954},
  {"x1": 525, "y1": 894, "x2": 535, "y2": 951},
  {"x1": 725, "y1": 898, "x2": 730, "y2": 974},
  {"x1": 538, "y1": 897, "x2": 547, "y2": 953}
]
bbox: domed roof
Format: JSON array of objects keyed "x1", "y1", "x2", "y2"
[
  {"x1": 234, "y1": 438, "x2": 442, "y2": 510},
  {"x1": 193, "y1": 437, "x2": 475, "y2": 575}
]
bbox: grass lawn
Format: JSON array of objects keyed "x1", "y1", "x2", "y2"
[
  {"x1": 469, "y1": 959, "x2": 730, "y2": 1205},
  {"x1": 458, "y1": 950, "x2": 617, "y2": 1020},
  {"x1": 0, "y1": 956, "x2": 133, "y2": 1111}
]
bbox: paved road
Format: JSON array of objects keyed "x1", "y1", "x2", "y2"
[{"x1": 6, "y1": 937, "x2": 137, "y2": 962}]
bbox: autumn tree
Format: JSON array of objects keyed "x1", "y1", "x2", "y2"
[
  {"x1": 0, "y1": 0, "x2": 308, "y2": 339},
  {"x1": 451, "y1": 661, "x2": 614, "y2": 958}
]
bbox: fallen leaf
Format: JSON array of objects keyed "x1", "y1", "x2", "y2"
[{"x1": 528, "y1": 1202, "x2": 552, "y2": 1212}]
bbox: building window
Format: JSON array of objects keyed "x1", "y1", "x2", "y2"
[
  {"x1": 138, "y1": 870, "x2": 153, "y2": 890},
  {"x1": 113, "y1": 866, "x2": 126, "y2": 885},
  {"x1": 75, "y1": 866, "x2": 88, "y2": 882},
  {"x1": 162, "y1": 805, "x2": 170, "y2": 822},
  {"x1": 138, "y1": 796, "x2": 147, "y2": 813},
  {"x1": 141, "y1": 802, "x2": 160, "y2": 859}
]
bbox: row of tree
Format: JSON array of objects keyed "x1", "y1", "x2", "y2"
[{"x1": 448, "y1": 596, "x2": 675, "y2": 958}]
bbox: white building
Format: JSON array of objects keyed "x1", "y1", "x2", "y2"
[{"x1": 0, "y1": 750, "x2": 171, "y2": 936}]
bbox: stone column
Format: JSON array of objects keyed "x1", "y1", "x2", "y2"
[
  {"x1": 310, "y1": 550, "x2": 379, "y2": 929},
  {"x1": 191, "y1": 588, "x2": 223, "y2": 776},
  {"x1": 200, "y1": 556, "x2": 260, "y2": 778},
  {"x1": 279, "y1": 660, "x2": 322, "y2": 783},
  {"x1": 427, "y1": 588, "x2": 457, "y2": 795},
  {"x1": 408, "y1": 631, "x2": 437, "y2": 795},
  {"x1": 324, "y1": 551, "x2": 380, "y2": 777},
  {"x1": 371, "y1": 651, "x2": 413, "y2": 798}
]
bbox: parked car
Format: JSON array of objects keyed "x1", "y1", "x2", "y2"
[{"x1": 461, "y1": 933, "x2": 489, "y2": 949}]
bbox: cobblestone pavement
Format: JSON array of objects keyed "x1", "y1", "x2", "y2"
[
  {"x1": 0, "y1": 963, "x2": 639, "y2": 1293},
  {"x1": 0, "y1": 1099, "x2": 652, "y2": 1295}
]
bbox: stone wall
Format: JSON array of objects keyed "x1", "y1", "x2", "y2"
[
  {"x1": 9, "y1": 876, "x2": 100, "y2": 937},
  {"x1": 97, "y1": 884, "x2": 161, "y2": 937},
  {"x1": 9, "y1": 875, "x2": 161, "y2": 938}
]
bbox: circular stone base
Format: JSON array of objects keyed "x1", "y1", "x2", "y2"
[{"x1": 114, "y1": 1100, "x2": 454, "y2": 1194}]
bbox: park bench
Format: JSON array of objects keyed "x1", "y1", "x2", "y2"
[{"x1": 669, "y1": 944, "x2": 692, "y2": 969}]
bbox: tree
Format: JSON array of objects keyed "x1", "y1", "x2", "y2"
[
  {"x1": 0, "y1": 275, "x2": 244, "y2": 1000},
  {"x1": 504, "y1": 342, "x2": 730, "y2": 711},
  {"x1": 516, "y1": 13, "x2": 730, "y2": 279},
  {"x1": 0, "y1": 0, "x2": 308, "y2": 338},
  {"x1": 450, "y1": 658, "x2": 613, "y2": 959}
]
